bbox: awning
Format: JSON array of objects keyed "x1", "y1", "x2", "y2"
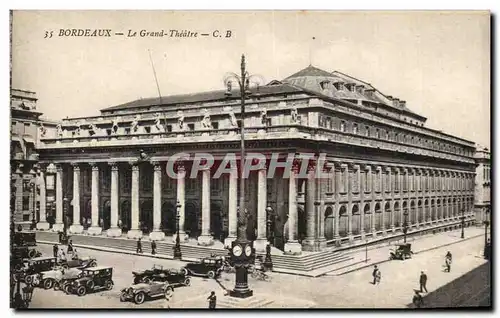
[{"x1": 23, "y1": 136, "x2": 35, "y2": 144}]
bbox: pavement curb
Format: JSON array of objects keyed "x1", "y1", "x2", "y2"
[{"x1": 336, "y1": 233, "x2": 483, "y2": 276}]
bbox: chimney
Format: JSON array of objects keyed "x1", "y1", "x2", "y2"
[
  {"x1": 392, "y1": 98, "x2": 400, "y2": 107},
  {"x1": 399, "y1": 100, "x2": 406, "y2": 108}
]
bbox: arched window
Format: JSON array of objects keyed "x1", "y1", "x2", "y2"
[
  {"x1": 353, "y1": 123, "x2": 358, "y2": 135},
  {"x1": 365, "y1": 125, "x2": 370, "y2": 137},
  {"x1": 340, "y1": 121, "x2": 346, "y2": 132}
]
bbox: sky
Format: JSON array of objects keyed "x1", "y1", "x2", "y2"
[{"x1": 11, "y1": 10, "x2": 490, "y2": 147}]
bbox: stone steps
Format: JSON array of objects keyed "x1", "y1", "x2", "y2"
[{"x1": 218, "y1": 295, "x2": 274, "y2": 308}]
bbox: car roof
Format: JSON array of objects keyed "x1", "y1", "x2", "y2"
[{"x1": 83, "y1": 266, "x2": 112, "y2": 271}]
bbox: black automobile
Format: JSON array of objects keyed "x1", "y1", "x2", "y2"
[
  {"x1": 389, "y1": 243, "x2": 414, "y2": 260},
  {"x1": 132, "y1": 264, "x2": 168, "y2": 284},
  {"x1": 120, "y1": 281, "x2": 174, "y2": 305},
  {"x1": 181, "y1": 257, "x2": 224, "y2": 278},
  {"x1": 13, "y1": 231, "x2": 37, "y2": 247},
  {"x1": 66, "y1": 266, "x2": 114, "y2": 296},
  {"x1": 58, "y1": 256, "x2": 97, "y2": 269},
  {"x1": 151, "y1": 268, "x2": 191, "y2": 287},
  {"x1": 16, "y1": 257, "x2": 57, "y2": 284}
]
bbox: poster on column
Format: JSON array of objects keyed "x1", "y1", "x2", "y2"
[{"x1": 8, "y1": 7, "x2": 491, "y2": 310}]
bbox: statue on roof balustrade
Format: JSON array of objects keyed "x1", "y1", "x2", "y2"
[
  {"x1": 56, "y1": 123, "x2": 63, "y2": 138},
  {"x1": 201, "y1": 109, "x2": 212, "y2": 130},
  {"x1": 228, "y1": 109, "x2": 238, "y2": 128},
  {"x1": 88, "y1": 123, "x2": 100, "y2": 136},
  {"x1": 154, "y1": 113, "x2": 164, "y2": 132},
  {"x1": 177, "y1": 111, "x2": 185, "y2": 131},
  {"x1": 74, "y1": 122, "x2": 82, "y2": 136},
  {"x1": 131, "y1": 115, "x2": 141, "y2": 133},
  {"x1": 260, "y1": 108, "x2": 268, "y2": 126},
  {"x1": 39, "y1": 123, "x2": 47, "y2": 137},
  {"x1": 291, "y1": 107, "x2": 299, "y2": 124},
  {"x1": 111, "y1": 117, "x2": 119, "y2": 135}
]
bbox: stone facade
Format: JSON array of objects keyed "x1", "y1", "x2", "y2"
[
  {"x1": 474, "y1": 146, "x2": 491, "y2": 224},
  {"x1": 35, "y1": 66, "x2": 477, "y2": 253}
]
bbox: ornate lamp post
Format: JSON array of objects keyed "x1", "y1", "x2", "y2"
[
  {"x1": 173, "y1": 200, "x2": 182, "y2": 260},
  {"x1": 483, "y1": 207, "x2": 490, "y2": 257},
  {"x1": 61, "y1": 196, "x2": 69, "y2": 244},
  {"x1": 29, "y1": 169, "x2": 37, "y2": 231},
  {"x1": 224, "y1": 55, "x2": 263, "y2": 299},
  {"x1": 403, "y1": 209, "x2": 409, "y2": 243},
  {"x1": 460, "y1": 208, "x2": 465, "y2": 239}
]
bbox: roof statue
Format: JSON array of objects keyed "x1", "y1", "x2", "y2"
[
  {"x1": 177, "y1": 111, "x2": 185, "y2": 131},
  {"x1": 228, "y1": 109, "x2": 238, "y2": 128},
  {"x1": 111, "y1": 117, "x2": 119, "y2": 135}
]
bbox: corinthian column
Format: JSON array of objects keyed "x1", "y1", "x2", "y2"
[
  {"x1": 284, "y1": 161, "x2": 302, "y2": 254},
  {"x1": 52, "y1": 164, "x2": 65, "y2": 232},
  {"x1": 197, "y1": 167, "x2": 213, "y2": 246},
  {"x1": 107, "y1": 162, "x2": 122, "y2": 237},
  {"x1": 36, "y1": 167, "x2": 50, "y2": 230},
  {"x1": 224, "y1": 163, "x2": 238, "y2": 247},
  {"x1": 150, "y1": 161, "x2": 165, "y2": 241},
  {"x1": 254, "y1": 162, "x2": 268, "y2": 252},
  {"x1": 175, "y1": 161, "x2": 189, "y2": 242},
  {"x1": 88, "y1": 163, "x2": 102, "y2": 235},
  {"x1": 69, "y1": 163, "x2": 84, "y2": 234},
  {"x1": 127, "y1": 162, "x2": 143, "y2": 239}
]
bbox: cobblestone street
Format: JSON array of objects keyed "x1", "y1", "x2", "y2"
[{"x1": 30, "y1": 228, "x2": 487, "y2": 308}]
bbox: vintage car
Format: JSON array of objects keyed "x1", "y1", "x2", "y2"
[
  {"x1": 66, "y1": 266, "x2": 114, "y2": 296},
  {"x1": 180, "y1": 257, "x2": 224, "y2": 278},
  {"x1": 120, "y1": 281, "x2": 174, "y2": 304},
  {"x1": 150, "y1": 269, "x2": 191, "y2": 287},
  {"x1": 58, "y1": 256, "x2": 97, "y2": 269},
  {"x1": 13, "y1": 231, "x2": 37, "y2": 247},
  {"x1": 389, "y1": 243, "x2": 414, "y2": 260},
  {"x1": 12, "y1": 246, "x2": 42, "y2": 261},
  {"x1": 36, "y1": 267, "x2": 82, "y2": 290},
  {"x1": 15, "y1": 257, "x2": 57, "y2": 284},
  {"x1": 132, "y1": 264, "x2": 168, "y2": 284}
]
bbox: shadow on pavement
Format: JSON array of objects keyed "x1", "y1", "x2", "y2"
[{"x1": 406, "y1": 262, "x2": 491, "y2": 309}]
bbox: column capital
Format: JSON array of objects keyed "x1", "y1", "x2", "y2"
[
  {"x1": 130, "y1": 163, "x2": 140, "y2": 171},
  {"x1": 151, "y1": 161, "x2": 162, "y2": 171},
  {"x1": 89, "y1": 162, "x2": 99, "y2": 171},
  {"x1": 291, "y1": 159, "x2": 301, "y2": 172},
  {"x1": 351, "y1": 164, "x2": 360, "y2": 171},
  {"x1": 363, "y1": 164, "x2": 372, "y2": 171},
  {"x1": 55, "y1": 163, "x2": 63, "y2": 171},
  {"x1": 175, "y1": 160, "x2": 186, "y2": 173},
  {"x1": 340, "y1": 163, "x2": 348, "y2": 170},
  {"x1": 70, "y1": 162, "x2": 81, "y2": 170},
  {"x1": 109, "y1": 162, "x2": 119, "y2": 171},
  {"x1": 375, "y1": 165, "x2": 382, "y2": 172}
]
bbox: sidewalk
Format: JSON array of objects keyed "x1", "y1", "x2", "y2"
[{"x1": 325, "y1": 227, "x2": 484, "y2": 276}]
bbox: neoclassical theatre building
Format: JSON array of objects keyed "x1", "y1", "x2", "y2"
[{"x1": 36, "y1": 65, "x2": 477, "y2": 253}]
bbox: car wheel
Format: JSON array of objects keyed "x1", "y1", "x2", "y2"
[
  {"x1": 77, "y1": 286, "x2": 87, "y2": 296},
  {"x1": 25, "y1": 275, "x2": 33, "y2": 285},
  {"x1": 164, "y1": 286, "x2": 174, "y2": 299},
  {"x1": 183, "y1": 278, "x2": 191, "y2": 286},
  {"x1": 134, "y1": 292, "x2": 145, "y2": 305},
  {"x1": 86, "y1": 280, "x2": 95, "y2": 290},
  {"x1": 105, "y1": 280, "x2": 113, "y2": 291},
  {"x1": 120, "y1": 292, "x2": 127, "y2": 302},
  {"x1": 28, "y1": 249, "x2": 36, "y2": 259},
  {"x1": 63, "y1": 284, "x2": 71, "y2": 294},
  {"x1": 133, "y1": 277, "x2": 141, "y2": 284},
  {"x1": 89, "y1": 261, "x2": 97, "y2": 267},
  {"x1": 180, "y1": 268, "x2": 189, "y2": 276},
  {"x1": 43, "y1": 278, "x2": 54, "y2": 290},
  {"x1": 142, "y1": 277, "x2": 151, "y2": 284},
  {"x1": 62, "y1": 264, "x2": 69, "y2": 269},
  {"x1": 54, "y1": 281, "x2": 60, "y2": 291},
  {"x1": 207, "y1": 271, "x2": 215, "y2": 279}
]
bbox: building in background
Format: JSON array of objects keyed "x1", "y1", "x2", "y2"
[
  {"x1": 35, "y1": 65, "x2": 477, "y2": 255},
  {"x1": 10, "y1": 88, "x2": 58, "y2": 229},
  {"x1": 474, "y1": 146, "x2": 491, "y2": 225}
]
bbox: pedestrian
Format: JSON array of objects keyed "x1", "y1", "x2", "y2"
[
  {"x1": 59, "y1": 249, "x2": 67, "y2": 262},
  {"x1": 136, "y1": 237, "x2": 143, "y2": 254},
  {"x1": 67, "y1": 239, "x2": 74, "y2": 254},
  {"x1": 412, "y1": 290, "x2": 424, "y2": 308},
  {"x1": 375, "y1": 269, "x2": 382, "y2": 284},
  {"x1": 372, "y1": 265, "x2": 379, "y2": 285},
  {"x1": 419, "y1": 271, "x2": 428, "y2": 293},
  {"x1": 151, "y1": 240, "x2": 156, "y2": 255},
  {"x1": 444, "y1": 257, "x2": 451, "y2": 272},
  {"x1": 118, "y1": 219, "x2": 123, "y2": 231},
  {"x1": 207, "y1": 291, "x2": 216, "y2": 309},
  {"x1": 53, "y1": 243, "x2": 59, "y2": 258}
]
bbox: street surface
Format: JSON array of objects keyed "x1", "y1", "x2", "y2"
[{"x1": 30, "y1": 235, "x2": 488, "y2": 308}]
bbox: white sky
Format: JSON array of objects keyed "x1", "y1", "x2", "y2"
[{"x1": 12, "y1": 10, "x2": 490, "y2": 146}]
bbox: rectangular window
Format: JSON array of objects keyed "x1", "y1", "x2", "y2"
[
  {"x1": 325, "y1": 117, "x2": 332, "y2": 129},
  {"x1": 166, "y1": 125, "x2": 173, "y2": 132},
  {"x1": 395, "y1": 172, "x2": 400, "y2": 192},
  {"x1": 376, "y1": 129, "x2": 380, "y2": 138},
  {"x1": 24, "y1": 123, "x2": 31, "y2": 134},
  {"x1": 385, "y1": 172, "x2": 390, "y2": 192},
  {"x1": 365, "y1": 126, "x2": 370, "y2": 137},
  {"x1": 353, "y1": 123, "x2": 358, "y2": 135},
  {"x1": 122, "y1": 169, "x2": 131, "y2": 191},
  {"x1": 212, "y1": 122, "x2": 219, "y2": 130},
  {"x1": 188, "y1": 123, "x2": 195, "y2": 131},
  {"x1": 144, "y1": 126, "x2": 151, "y2": 134},
  {"x1": 340, "y1": 121, "x2": 346, "y2": 132},
  {"x1": 22, "y1": 196, "x2": 30, "y2": 210},
  {"x1": 351, "y1": 170, "x2": 359, "y2": 193},
  {"x1": 125, "y1": 128, "x2": 131, "y2": 135},
  {"x1": 266, "y1": 118, "x2": 272, "y2": 127},
  {"x1": 23, "y1": 214, "x2": 30, "y2": 221}
]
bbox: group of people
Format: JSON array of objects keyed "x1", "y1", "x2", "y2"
[
  {"x1": 135, "y1": 238, "x2": 157, "y2": 255},
  {"x1": 53, "y1": 239, "x2": 79, "y2": 262}
]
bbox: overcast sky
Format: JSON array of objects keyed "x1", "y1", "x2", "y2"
[{"x1": 12, "y1": 10, "x2": 490, "y2": 147}]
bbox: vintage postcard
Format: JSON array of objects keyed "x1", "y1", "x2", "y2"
[{"x1": 10, "y1": 10, "x2": 491, "y2": 309}]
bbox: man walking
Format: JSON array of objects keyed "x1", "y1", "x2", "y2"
[
  {"x1": 136, "y1": 237, "x2": 143, "y2": 254},
  {"x1": 372, "y1": 265, "x2": 379, "y2": 285},
  {"x1": 151, "y1": 240, "x2": 157, "y2": 255},
  {"x1": 419, "y1": 271, "x2": 428, "y2": 293},
  {"x1": 412, "y1": 290, "x2": 424, "y2": 308},
  {"x1": 53, "y1": 244, "x2": 59, "y2": 258},
  {"x1": 67, "y1": 239, "x2": 74, "y2": 255},
  {"x1": 207, "y1": 291, "x2": 216, "y2": 309}
]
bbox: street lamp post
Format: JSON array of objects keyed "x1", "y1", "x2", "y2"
[
  {"x1": 173, "y1": 200, "x2": 182, "y2": 260},
  {"x1": 263, "y1": 206, "x2": 273, "y2": 270},
  {"x1": 225, "y1": 55, "x2": 263, "y2": 299},
  {"x1": 403, "y1": 210, "x2": 409, "y2": 243},
  {"x1": 460, "y1": 208, "x2": 465, "y2": 239},
  {"x1": 62, "y1": 197, "x2": 68, "y2": 244}
]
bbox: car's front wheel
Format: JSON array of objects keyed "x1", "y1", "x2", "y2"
[
  {"x1": 43, "y1": 278, "x2": 54, "y2": 290},
  {"x1": 180, "y1": 268, "x2": 189, "y2": 276},
  {"x1": 164, "y1": 286, "x2": 174, "y2": 299},
  {"x1": 105, "y1": 280, "x2": 113, "y2": 291},
  {"x1": 89, "y1": 261, "x2": 97, "y2": 267},
  {"x1": 76, "y1": 286, "x2": 87, "y2": 296},
  {"x1": 183, "y1": 278, "x2": 191, "y2": 286},
  {"x1": 25, "y1": 275, "x2": 33, "y2": 285},
  {"x1": 134, "y1": 292, "x2": 145, "y2": 304},
  {"x1": 207, "y1": 271, "x2": 215, "y2": 279},
  {"x1": 63, "y1": 284, "x2": 71, "y2": 294}
]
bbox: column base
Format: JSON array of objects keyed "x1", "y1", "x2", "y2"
[
  {"x1": 87, "y1": 226, "x2": 103, "y2": 236},
  {"x1": 317, "y1": 238, "x2": 327, "y2": 250},
  {"x1": 224, "y1": 236, "x2": 237, "y2": 248},
  {"x1": 301, "y1": 238, "x2": 318, "y2": 251},
  {"x1": 69, "y1": 224, "x2": 84, "y2": 234},
  {"x1": 107, "y1": 227, "x2": 123, "y2": 237},
  {"x1": 171, "y1": 232, "x2": 189, "y2": 243},
  {"x1": 253, "y1": 238, "x2": 269, "y2": 253},
  {"x1": 36, "y1": 222, "x2": 50, "y2": 231},
  {"x1": 52, "y1": 223, "x2": 64, "y2": 232},
  {"x1": 149, "y1": 231, "x2": 165, "y2": 241},
  {"x1": 127, "y1": 229, "x2": 143, "y2": 240},
  {"x1": 197, "y1": 235, "x2": 214, "y2": 246},
  {"x1": 284, "y1": 241, "x2": 302, "y2": 255}
]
